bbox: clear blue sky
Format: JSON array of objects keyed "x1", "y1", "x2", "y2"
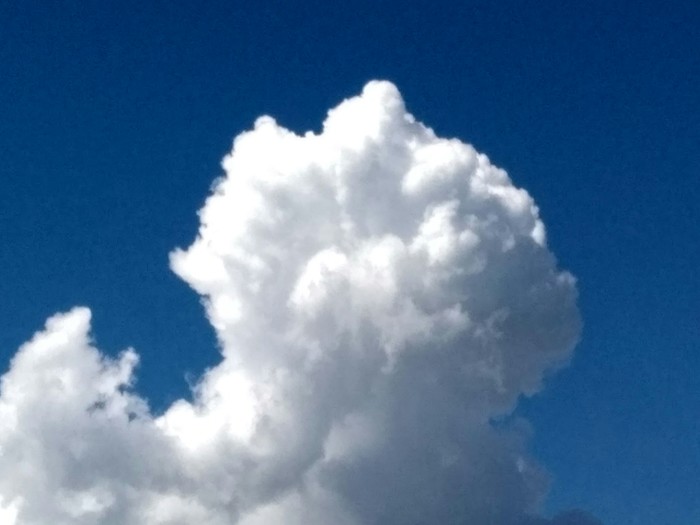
[{"x1": 1, "y1": 1, "x2": 698, "y2": 523}]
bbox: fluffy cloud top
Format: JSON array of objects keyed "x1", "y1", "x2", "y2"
[{"x1": 0, "y1": 81, "x2": 584, "y2": 524}]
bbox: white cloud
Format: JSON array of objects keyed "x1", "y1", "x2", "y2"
[{"x1": 0, "y1": 81, "x2": 585, "y2": 524}]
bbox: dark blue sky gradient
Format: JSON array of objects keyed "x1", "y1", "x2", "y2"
[{"x1": 1, "y1": 1, "x2": 698, "y2": 523}]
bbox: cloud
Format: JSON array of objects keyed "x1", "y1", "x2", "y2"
[{"x1": 0, "y1": 81, "x2": 586, "y2": 524}]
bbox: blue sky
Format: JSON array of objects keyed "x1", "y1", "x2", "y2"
[{"x1": 1, "y1": 1, "x2": 698, "y2": 523}]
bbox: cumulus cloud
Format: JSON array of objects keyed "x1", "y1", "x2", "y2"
[{"x1": 0, "y1": 81, "x2": 586, "y2": 524}]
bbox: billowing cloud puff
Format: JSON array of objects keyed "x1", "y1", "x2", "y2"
[{"x1": 0, "y1": 81, "x2": 585, "y2": 524}]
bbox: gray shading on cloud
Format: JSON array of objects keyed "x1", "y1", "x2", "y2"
[{"x1": 0, "y1": 81, "x2": 590, "y2": 524}]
